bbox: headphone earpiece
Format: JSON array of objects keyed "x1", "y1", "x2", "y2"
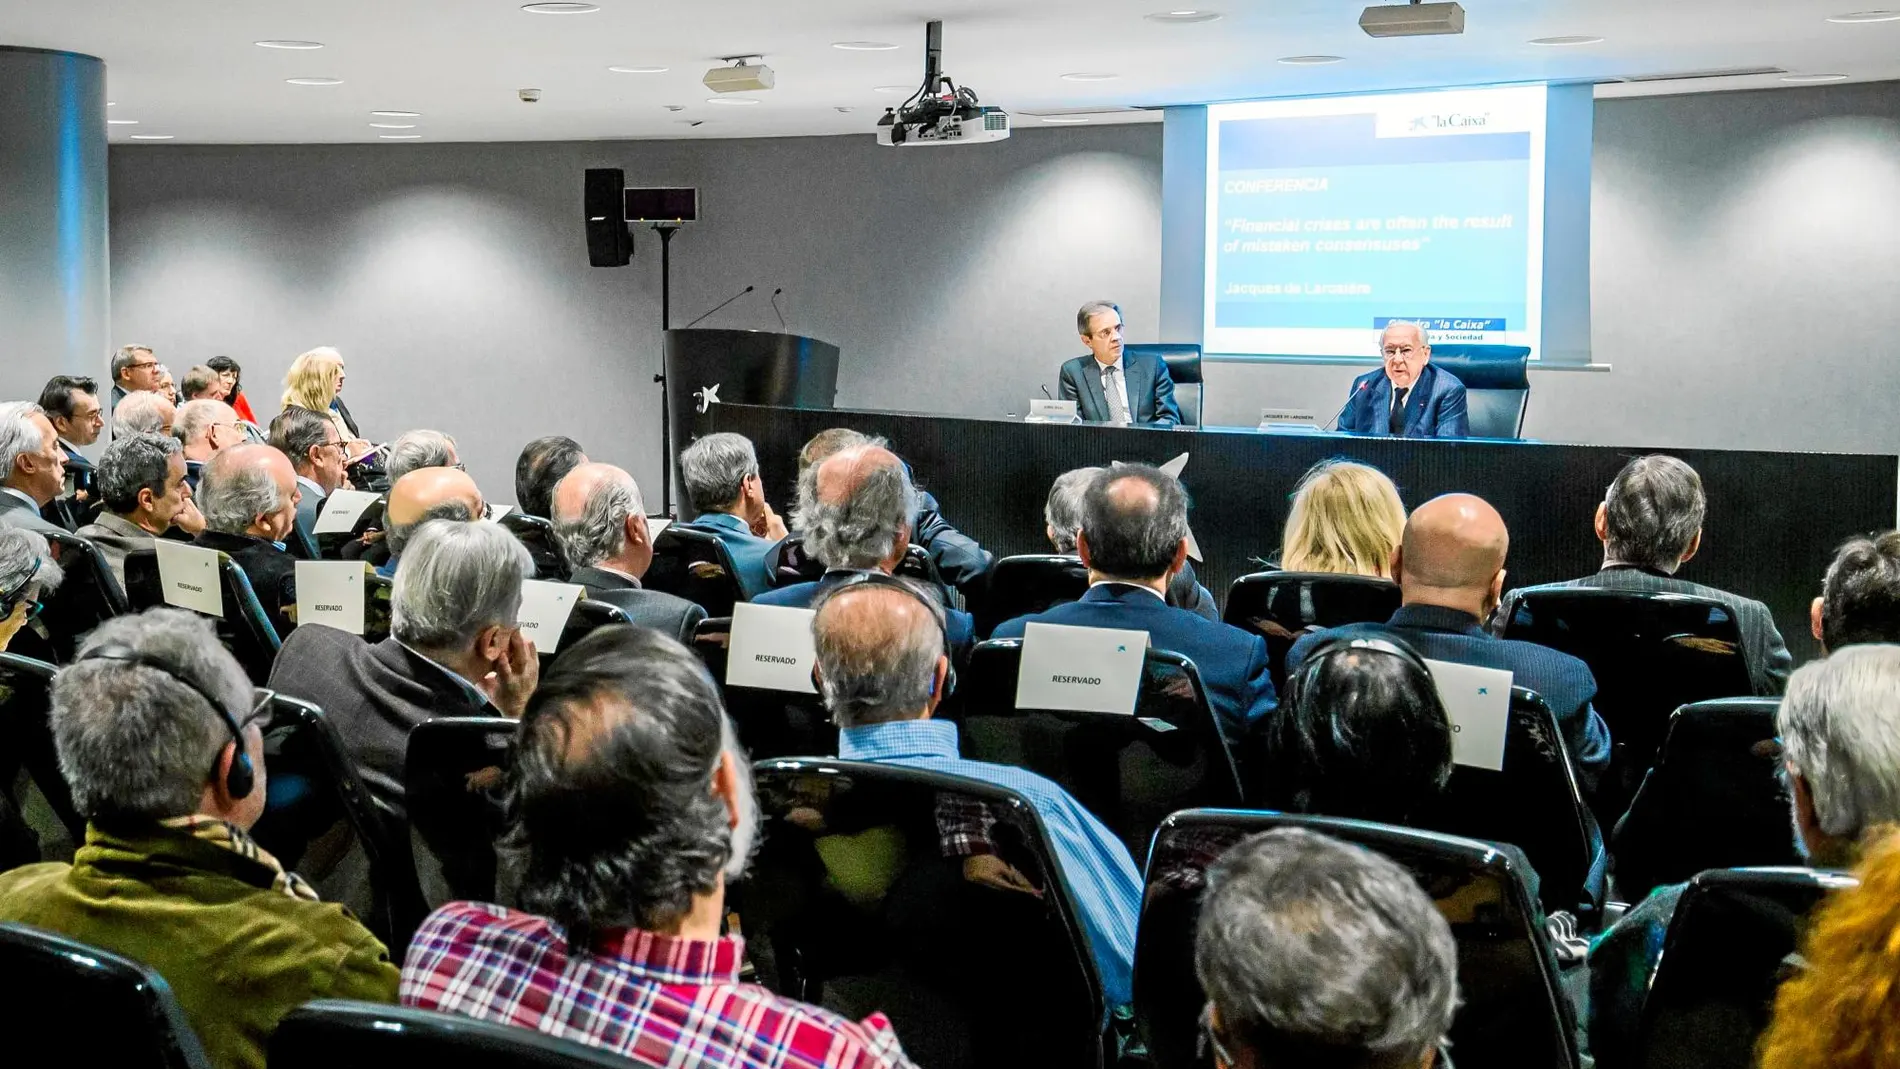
[{"x1": 78, "y1": 643, "x2": 255, "y2": 801}]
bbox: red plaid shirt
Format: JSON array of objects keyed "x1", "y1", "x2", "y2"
[{"x1": 402, "y1": 902, "x2": 914, "y2": 1069}]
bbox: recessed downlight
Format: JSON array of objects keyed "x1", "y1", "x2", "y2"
[
  {"x1": 1060, "y1": 72, "x2": 1119, "y2": 81},
  {"x1": 706, "y1": 96, "x2": 760, "y2": 106},
  {"x1": 286, "y1": 77, "x2": 343, "y2": 86},
  {"x1": 608, "y1": 65, "x2": 669, "y2": 73},
  {"x1": 255, "y1": 40, "x2": 324, "y2": 49},
  {"x1": 832, "y1": 41, "x2": 899, "y2": 50},
  {"x1": 129, "y1": 134, "x2": 175, "y2": 140},
  {"x1": 873, "y1": 85, "x2": 913, "y2": 93},
  {"x1": 1528, "y1": 35, "x2": 1604, "y2": 45},
  {"x1": 1827, "y1": 10, "x2": 1900, "y2": 21},
  {"x1": 1145, "y1": 10, "x2": 1223, "y2": 22},
  {"x1": 106, "y1": 101, "x2": 115, "y2": 106},
  {"x1": 1781, "y1": 73, "x2": 1850, "y2": 82},
  {"x1": 521, "y1": 2, "x2": 598, "y2": 12},
  {"x1": 370, "y1": 110, "x2": 421, "y2": 118},
  {"x1": 369, "y1": 122, "x2": 417, "y2": 129},
  {"x1": 379, "y1": 134, "x2": 424, "y2": 140},
  {"x1": 1278, "y1": 55, "x2": 1345, "y2": 64},
  {"x1": 107, "y1": 118, "x2": 139, "y2": 125}
]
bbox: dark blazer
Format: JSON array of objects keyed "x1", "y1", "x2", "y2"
[
  {"x1": 991, "y1": 583, "x2": 1277, "y2": 742},
  {"x1": 681, "y1": 511, "x2": 779, "y2": 600},
  {"x1": 1288, "y1": 603, "x2": 1613, "y2": 790},
  {"x1": 1337, "y1": 363, "x2": 1469, "y2": 438},
  {"x1": 267, "y1": 627, "x2": 499, "y2": 819},
  {"x1": 1058, "y1": 352, "x2": 1181, "y2": 427},
  {"x1": 914, "y1": 490, "x2": 993, "y2": 590},
  {"x1": 756, "y1": 568, "x2": 977, "y2": 664},
  {"x1": 193, "y1": 529, "x2": 297, "y2": 639},
  {"x1": 570, "y1": 565, "x2": 708, "y2": 644},
  {"x1": 0, "y1": 489, "x2": 67, "y2": 538}
]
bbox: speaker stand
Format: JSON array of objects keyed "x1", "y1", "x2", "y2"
[{"x1": 652, "y1": 223, "x2": 681, "y2": 516}]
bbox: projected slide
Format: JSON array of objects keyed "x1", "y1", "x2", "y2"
[{"x1": 1203, "y1": 85, "x2": 1546, "y2": 359}]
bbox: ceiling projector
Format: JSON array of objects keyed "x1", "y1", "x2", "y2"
[
  {"x1": 875, "y1": 20, "x2": 1009, "y2": 147},
  {"x1": 704, "y1": 58, "x2": 774, "y2": 94},
  {"x1": 1359, "y1": 0, "x2": 1466, "y2": 37}
]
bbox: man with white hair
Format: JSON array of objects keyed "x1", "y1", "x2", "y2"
[
  {"x1": 676, "y1": 432, "x2": 786, "y2": 600},
  {"x1": 192, "y1": 443, "x2": 303, "y2": 637},
  {"x1": 114, "y1": 389, "x2": 174, "y2": 438},
  {"x1": 1335, "y1": 322, "x2": 1469, "y2": 438},
  {"x1": 269, "y1": 519, "x2": 538, "y2": 817},
  {"x1": 551, "y1": 462, "x2": 705, "y2": 643},
  {"x1": 0, "y1": 400, "x2": 70, "y2": 537},
  {"x1": 174, "y1": 398, "x2": 244, "y2": 489},
  {"x1": 384, "y1": 428, "x2": 461, "y2": 484}
]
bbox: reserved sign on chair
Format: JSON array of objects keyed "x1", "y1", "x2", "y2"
[
  {"x1": 294, "y1": 561, "x2": 368, "y2": 635},
  {"x1": 1016, "y1": 622, "x2": 1149, "y2": 715},
  {"x1": 152, "y1": 540, "x2": 224, "y2": 618},
  {"x1": 312, "y1": 489, "x2": 383, "y2": 535},
  {"x1": 517, "y1": 580, "x2": 583, "y2": 654},
  {"x1": 1424, "y1": 658, "x2": 1512, "y2": 770},
  {"x1": 726, "y1": 602, "x2": 818, "y2": 694}
]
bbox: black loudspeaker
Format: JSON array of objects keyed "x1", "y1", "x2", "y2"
[{"x1": 584, "y1": 168, "x2": 634, "y2": 267}]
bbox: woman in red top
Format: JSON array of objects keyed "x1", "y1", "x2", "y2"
[{"x1": 206, "y1": 355, "x2": 258, "y2": 424}]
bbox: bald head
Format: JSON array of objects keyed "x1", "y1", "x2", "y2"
[
  {"x1": 793, "y1": 442, "x2": 917, "y2": 571},
  {"x1": 199, "y1": 443, "x2": 299, "y2": 540},
  {"x1": 811, "y1": 580, "x2": 948, "y2": 728},
  {"x1": 386, "y1": 466, "x2": 484, "y2": 558},
  {"x1": 814, "y1": 444, "x2": 902, "y2": 505},
  {"x1": 551, "y1": 462, "x2": 652, "y2": 576},
  {"x1": 1396, "y1": 493, "x2": 1509, "y2": 615}
]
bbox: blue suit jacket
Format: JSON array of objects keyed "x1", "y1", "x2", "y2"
[
  {"x1": 681, "y1": 511, "x2": 779, "y2": 600},
  {"x1": 756, "y1": 569, "x2": 977, "y2": 664},
  {"x1": 1337, "y1": 362, "x2": 1469, "y2": 438},
  {"x1": 1287, "y1": 603, "x2": 1612, "y2": 790},
  {"x1": 992, "y1": 584, "x2": 1276, "y2": 742},
  {"x1": 1058, "y1": 352, "x2": 1181, "y2": 427}
]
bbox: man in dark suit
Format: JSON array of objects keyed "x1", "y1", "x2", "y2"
[
  {"x1": 993, "y1": 464, "x2": 1275, "y2": 744},
  {"x1": 793, "y1": 428, "x2": 993, "y2": 592},
  {"x1": 550, "y1": 462, "x2": 706, "y2": 645},
  {"x1": 1045, "y1": 465, "x2": 1216, "y2": 620},
  {"x1": 1336, "y1": 322, "x2": 1469, "y2": 438},
  {"x1": 269, "y1": 519, "x2": 539, "y2": 817},
  {"x1": 1290, "y1": 492, "x2": 1612, "y2": 791},
  {"x1": 1057, "y1": 301, "x2": 1181, "y2": 427},
  {"x1": 190, "y1": 444, "x2": 302, "y2": 638},
  {"x1": 38, "y1": 376, "x2": 104, "y2": 520},
  {"x1": 0, "y1": 402, "x2": 71, "y2": 539},
  {"x1": 75, "y1": 432, "x2": 195, "y2": 590},
  {"x1": 108, "y1": 344, "x2": 164, "y2": 418},
  {"x1": 268, "y1": 406, "x2": 346, "y2": 548},
  {"x1": 1495, "y1": 454, "x2": 1792, "y2": 696}
]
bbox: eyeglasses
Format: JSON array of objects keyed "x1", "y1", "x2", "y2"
[
  {"x1": 1383, "y1": 345, "x2": 1423, "y2": 359},
  {"x1": 127, "y1": 360, "x2": 159, "y2": 370}
]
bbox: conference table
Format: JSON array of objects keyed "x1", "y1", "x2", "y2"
[{"x1": 698, "y1": 404, "x2": 1898, "y2": 664}]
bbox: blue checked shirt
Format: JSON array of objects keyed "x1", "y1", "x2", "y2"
[{"x1": 837, "y1": 719, "x2": 1141, "y2": 1006}]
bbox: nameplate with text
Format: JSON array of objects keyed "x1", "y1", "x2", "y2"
[
  {"x1": 1015, "y1": 622, "x2": 1149, "y2": 715},
  {"x1": 516, "y1": 580, "x2": 583, "y2": 654},
  {"x1": 1026, "y1": 399, "x2": 1080, "y2": 424},
  {"x1": 1258, "y1": 407, "x2": 1320, "y2": 433},
  {"x1": 726, "y1": 602, "x2": 819, "y2": 694},
  {"x1": 1423, "y1": 658, "x2": 1512, "y2": 771},
  {"x1": 152, "y1": 540, "x2": 224, "y2": 618},
  {"x1": 312, "y1": 489, "x2": 384, "y2": 535},
  {"x1": 295, "y1": 561, "x2": 368, "y2": 635}
]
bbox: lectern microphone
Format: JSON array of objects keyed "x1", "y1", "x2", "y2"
[
  {"x1": 770, "y1": 288, "x2": 786, "y2": 330},
  {"x1": 684, "y1": 285, "x2": 755, "y2": 329}
]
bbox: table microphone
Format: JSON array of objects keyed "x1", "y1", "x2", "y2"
[
  {"x1": 1322, "y1": 380, "x2": 1370, "y2": 432},
  {"x1": 683, "y1": 285, "x2": 755, "y2": 329},
  {"x1": 769, "y1": 287, "x2": 786, "y2": 330},
  {"x1": 1040, "y1": 384, "x2": 1054, "y2": 400}
]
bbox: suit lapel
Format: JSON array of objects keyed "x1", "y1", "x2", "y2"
[
  {"x1": 1403, "y1": 365, "x2": 1433, "y2": 435},
  {"x1": 1079, "y1": 358, "x2": 1110, "y2": 422},
  {"x1": 1125, "y1": 355, "x2": 1150, "y2": 422}
]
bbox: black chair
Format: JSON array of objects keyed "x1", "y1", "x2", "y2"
[
  {"x1": 771, "y1": 537, "x2": 958, "y2": 608},
  {"x1": 690, "y1": 616, "x2": 836, "y2": 760},
  {"x1": 122, "y1": 549, "x2": 282, "y2": 684},
  {"x1": 646, "y1": 524, "x2": 746, "y2": 618},
  {"x1": 318, "y1": 495, "x2": 385, "y2": 561},
  {"x1": 271, "y1": 1000, "x2": 633, "y2": 1069},
  {"x1": 0, "y1": 652, "x2": 85, "y2": 860},
  {"x1": 1125, "y1": 342, "x2": 1203, "y2": 428},
  {"x1": 0, "y1": 921, "x2": 212, "y2": 1068},
  {"x1": 362, "y1": 570, "x2": 395, "y2": 643},
  {"x1": 1222, "y1": 571, "x2": 1402, "y2": 692},
  {"x1": 746, "y1": 758, "x2": 1108, "y2": 1069},
  {"x1": 542, "y1": 598, "x2": 631, "y2": 671},
  {"x1": 284, "y1": 519, "x2": 322, "y2": 561},
  {"x1": 1427, "y1": 344, "x2": 1531, "y2": 439},
  {"x1": 403, "y1": 717, "x2": 518, "y2": 908},
  {"x1": 1133, "y1": 810, "x2": 1579, "y2": 1069},
  {"x1": 969, "y1": 554, "x2": 1089, "y2": 639},
  {"x1": 28, "y1": 528, "x2": 126, "y2": 663},
  {"x1": 959, "y1": 639, "x2": 1242, "y2": 861},
  {"x1": 500, "y1": 511, "x2": 570, "y2": 582},
  {"x1": 1611, "y1": 699, "x2": 1798, "y2": 902},
  {"x1": 1634, "y1": 867, "x2": 1854, "y2": 1069}
]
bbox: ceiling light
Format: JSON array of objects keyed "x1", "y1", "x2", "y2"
[
  {"x1": 520, "y1": 2, "x2": 599, "y2": 11},
  {"x1": 370, "y1": 110, "x2": 421, "y2": 118},
  {"x1": 873, "y1": 85, "x2": 913, "y2": 93},
  {"x1": 286, "y1": 77, "x2": 343, "y2": 86},
  {"x1": 107, "y1": 118, "x2": 139, "y2": 125},
  {"x1": 369, "y1": 122, "x2": 417, "y2": 129},
  {"x1": 255, "y1": 40, "x2": 324, "y2": 49},
  {"x1": 1060, "y1": 72, "x2": 1119, "y2": 81},
  {"x1": 608, "y1": 65, "x2": 669, "y2": 73},
  {"x1": 1145, "y1": 10, "x2": 1223, "y2": 22},
  {"x1": 833, "y1": 41, "x2": 899, "y2": 50},
  {"x1": 1781, "y1": 73, "x2": 1850, "y2": 82},
  {"x1": 129, "y1": 134, "x2": 175, "y2": 140},
  {"x1": 1528, "y1": 35, "x2": 1604, "y2": 45},
  {"x1": 1043, "y1": 116, "x2": 1092, "y2": 124},
  {"x1": 379, "y1": 134, "x2": 423, "y2": 140},
  {"x1": 106, "y1": 101, "x2": 115, "y2": 106},
  {"x1": 1278, "y1": 54, "x2": 1345, "y2": 64},
  {"x1": 1827, "y1": 10, "x2": 1900, "y2": 21},
  {"x1": 706, "y1": 96, "x2": 760, "y2": 106}
]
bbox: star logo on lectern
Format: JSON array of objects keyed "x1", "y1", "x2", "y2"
[{"x1": 694, "y1": 383, "x2": 722, "y2": 414}]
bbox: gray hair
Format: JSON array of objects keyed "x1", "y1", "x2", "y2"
[
  {"x1": 1197, "y1": 827, "x2": 1459, "y2": 1069},
  {"x1": 110, "y1": 344, "x2": 153, "y2": 383},
  {"x1": 1603, "y1": 455, "x2": 1706, "y2": 572},
  {"x1": 0, "y1": 402, "x2": 47, "y2": 482},
  {"x1": 1082, "y1": 464, "x2": 1191, "y2": 580},
  {"x1": 197, "y1": 447, "x2": 286, "y2": 535},
  {"x1": 115, "y1": 391, "x2": 172, "y2": 434},
  {"x1": 386, "y1": 429, "x2": 459, "y2": 483},
  {"x1": 52, "y1": 609, "x2": 252, "y2": 820},
  {"x1": 1778, "y1": 644, "x2": 1900, "y2": 842},
  {"x1": 678, "y1": 433, "x2": 758, "y2": 514},
  {"x1": 1076, "y1": 299, "x2": 1120, "y2": 336},
  {"x1": 552, "y1": 468, "x2": 645, "y2": 570},
  {"x1": 791, "y1": 444, "x2": 918, "y2": 570},
  {"x1": 386, "y1": 499, "x2": 479, "y2": 558},
  {"x1": 811, "y1": 577, "x2": 946, "y2": 728},
  {"x1": 97, "y1": 432, "x2": 183, "y2": 515},
  {"x1": 180, "y1": 364, "x2": 221, "y2": 400},
  {"x1": 1045, "y1": 466, "x2": 1104, "y2": 554},
  {"x1": 0, "y1": 527, "x2": 65, "y2": 599},
  {"x1": 392, "y1": 519, "x2": 533, "y2": 651},
  {"x1": 173, "y1": 399, "x2": 235, "y2": 447},
  {"x1": 1381, "y1": 320, "x2": 1432, "y2": 347}
]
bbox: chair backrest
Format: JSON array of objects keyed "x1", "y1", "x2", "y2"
[
  {"x1": 0, "y1": 652, "x2": 85, "y2": 849},
  {"x1": 1637, "y1": 867, "x2": 1855, "y2": 1069},
  {"x1": 767, "y1": 534, "x2": 825, "y2": 587},
  {"x1": 689, "y1": 615, "x2": 836, "y2": 760},
  {"x1": 121, "y1": 549, "x2": 282, "y2": 684},
  {"x1": 544, "y1": 599, "x2": 631, "y2": 670},
  {"x1": 285, "y1": 519, "x2": 322, "y2": 561},
  {"x1": 646, "y1": 525, "x2": 746, "y2": 617},
  {"x1": 969, "y1": 554, "x2": 1089, "y2": 639},
  {"x1": 363, "y1": 570, "x2": 395, "y2": 643},
  {"x1": 959, "y1": 639, "x2": 1243, "y2": 860},
  {"x1": 270, "y1": 1000, "x2": 634, "y2": 1069},
  {"x1": 34, "y1": 528, "x2": 126, "y2": 662},
  {"x1": 748, "y1": 758, "x2": 1108, "y2": 1069},
  {"x1": 1126, "y1": 342, "x2": 1203, "y2": 427},
  {"x1": 317, "y1": 495, "x2": 386, "y2": 560},
  {"x1": 1222, "y1": 571, "x2": 1402, "y2": 692},
  {"x1": 0, "y1": 922, "x2": 213, "y2": 1069},
  {"x1": 1611, "y1": 699, "x2": 1799, "y2": 902},
  {"x1": 1134, "y1": 809, "x2": 1579, "y2": 1069},
  {"x1": 403, "y1": 717, "x2": 518, "y2": 908},
  {"x1": 1427, "y1": 345, "x2": 1530, "y2": 439},
  {"x1": 500, "y1": 511, "x2": 571, "y2": 582}
]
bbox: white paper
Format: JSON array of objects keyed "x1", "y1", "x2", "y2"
[
  {"x1": 1158, "y1": 452, "x2": 1189, "y2": 479},
  {"x1": 295, "y1": 561, "x2": 367, "y2": 635},
  {"x1": 152, "y1": 539, "x2": 224, "y2": 618},
  {"x1": 486, "y1": 503, "x2": 516, "y2": 522},
  {"x1": 1026, "y1": 399, "x2": 1079, "y2": 423},
  {"x1": 1424, "y1": 658, "x2": 1513, "y2": 771},
  {"x1": 646, "y1": 517, "x2": 672, "y2": 540},
  {"x1": 516, "y1": 580, "x2": 583, "y2": 654},
  {"x1": 1015, "y1": 622, "x2": 1150, "y2": 715},
  {"x1": 726, "y1": 602, "x2": 819, "y2": 693},
  {"x1": 311, "y1": 489, "x2": 383, "y2": 535}
]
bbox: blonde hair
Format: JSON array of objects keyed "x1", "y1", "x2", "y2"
[
  {"x1": 282, "y1": 347, "x2": 344, "y2": 412},
  {"x1": 1280, "y1": 460, "x2": 1407, "y2": 578}
]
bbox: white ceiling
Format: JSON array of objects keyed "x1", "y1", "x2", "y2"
[{"x1": 4, "y1": 0, "x2": 1897, "y2": 143}]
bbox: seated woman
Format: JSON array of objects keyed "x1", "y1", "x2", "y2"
[
  {"x1": 282, "y1": 346, "x2": 371, "y2": 456},
  {"x1": 1277, "y1": 458, "x2": 1406, "y2": 577}
]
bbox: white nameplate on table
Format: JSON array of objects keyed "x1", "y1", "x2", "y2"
[
  {"x1": 516, "y1": 580, "x2": 583, "y2": 654},
  {"x1": 152, "y1": 540, "x2": 224, "y2": 618},
  {"x1": 311, "y1": 489, "x2": 383, "y2": 535},
  {"x1": 726, "y1": 602, "x2": 819, "y2": 693},
  {"x1": 1424, "y1": 658, "x2": 1512, "y2": 771},
  {"x1": 294, "y1": 561, "x2": 368, "y2": 635},
  {"x1": 1025, "y1": 399, "x2": 1080, "y2": 424},
  {"x1": 1016, "y1": 622, "x2": 1150, "y2": 715},
  {"x1": 486, "y1": 503, "x2": 516, "y2": 522},
  {"x1": 1258, "y1": 407, "x2": 1321, "y2": 433}
]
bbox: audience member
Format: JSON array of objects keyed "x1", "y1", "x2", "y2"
[
  {"x1": 384, "y1": 428, "x2": 460, "y2": 483},
  {"x1": 551, "y1": 462, "x2": 705, "y2": 643},
  {"x1": 798, "y1": 428, "x2": 992, "y2": 590},
  {"x1": 813, "y1": 575, "x2": 1142, "y2": 1006},
  {"x1": 1289, "y1": 492, "x2": 1612, "y2": 789},
  {"x1": 38, "y1": 374, "x2": 104, "y2": 473},
  {"x1": 205, "y1": 355, "x2": 258, "y2": 425},
  {"x1": 155, "y1": 365, "x2": 177, "y2": 404},
  {"x1": 379, "y1": 466, "x2": 484, "y2": 576},
  {"x1": 1195, "y1": 828, "x2": 1458, "y2": 1069},
  {"x1": 269, "y1": 406, "x2": 345, "y2": 545},
  {"x1": 282, "y1": 346, "x2": 368, "y2": 453},
  {"x1": 192, "y1": 443, "x2": 302, "y2": 636},
  {"x1": 1813, "y1": 530, "x2": 1900, "y2": 651},
  {"x1": 0, "y1": 527, "x2": 64, "y2": 654},
  {"x1": 174, "y1": 398, "x2": 244, "y2": 488},
  {"x1": 1045, "y1": 465, "x2": 1216, "y2": 619},
  {"x1": 180, "y1": 364, "x2": 227, "y2": 402},
  {"x1": 0, "y1": 401, "x2": 70, "y2": 537},
  {"x1": 678, "y1": 432, "x2": 786, "y2": 599},
  {"x1": 514, "y1": 435, "x2": 586, "y2": 519},
  {"x1": 76, "y1": 433, "x2": 195, "y2": 588},
  {"x1": 1496, "y1": 454, "x2": 1791, "y2": 695},
  {"x1": 270, "y1": 520, "x2": 536, "y2": 816},
  {"x1": 114, "y1": 389, "x2": 174, "y2": 437},
  {"x1": 0, "y1": 609, "x2": 400, "y2": 1068},
  {"x1": 995, "y1": 464, "x2": 1276, "y2": 743},
  {"x1": 109, "y1": 343, "x2": 163, "y2": 409},
  {"x1": 401, "y1": 624, "x2": 911, "y2": 1068},
  {"x1": 1278, "y1": 458, "x2": 1407, "y2": 577}
]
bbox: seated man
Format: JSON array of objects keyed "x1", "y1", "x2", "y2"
[
  {"x1": 269, "y1": 406, "x2": 346, "y2": 546},
  {"x1": 1814, "y1": 531, "x2": 1900, "y2": 651},
  {"x1": 113, "y1": 389, "x2": 174, "y2": 437},
  {"x1": 173, "y1": 398, "x2": 244, "y2": 490},
  {"x1": 109, "y1": 343, "x2": 163, "y2": 412},
  {"x1": 378, "y1": 465, "x2": 484, "y2": 577},
  {"x1": 813, "y1": 575, "x2": 1142, "y2": 1007},
  {"x1": 0, "y1": 401, "x2": 70, "y2": 537},
  {"x1": 1196, "y1": 828, "x2": 1459, "y2": 1069},
  {"x1": 1290, "y1": 493, "x2": 1612, "y2": 791},
  {"x1": 39, "y1": 374, "x2": 104, "y2": 508},
  {"x1": 179, "y1": 364, "x2": 228, "y2": 403},
  {"x1": 270, "y1": 519, "x2": 537, "y2": 817},
  {"x1": 677, "y1": 432, "x2": 786, "y2": 600},
  {"x1": 1057, "y1": 300, "x2": 1180, "y2": 427},
  {"x1": 514, "y1": 435, "x2": 586, "y2": 519},
  {"x1": 401, "y1": 624, "x2": 913, "y2": 1069},
  {"x1": 1336, "y1": 321, "x2": 1469, "y2": 438},
  {"x1": 797, "y1": 428, "x2": 992, "y2": 591},
  {"x1": 550, "y1": 462, "x2": 705, "y2": 643},
  {"x1": 994, "y1": 464, "x2": 1276, "y2": 744},
  {"x1": 384, "y1": 428, "x2": 460, "y2": 483},
  {"x1": 191, "y1": 443, "x2": 303, "y2": 636},
  {"x1": 76, "y1": 432, "x2": 196, "y2": 588},
  {"x1": 0, "y1": 608, "x2": 399, "y2": 1068},
  {"x1": 1046, "y1": 465, "x2": 1215, "y2": 620},
  {"x1": 1496, "y1": 454, "x2": 1791, "y2": 695}
]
